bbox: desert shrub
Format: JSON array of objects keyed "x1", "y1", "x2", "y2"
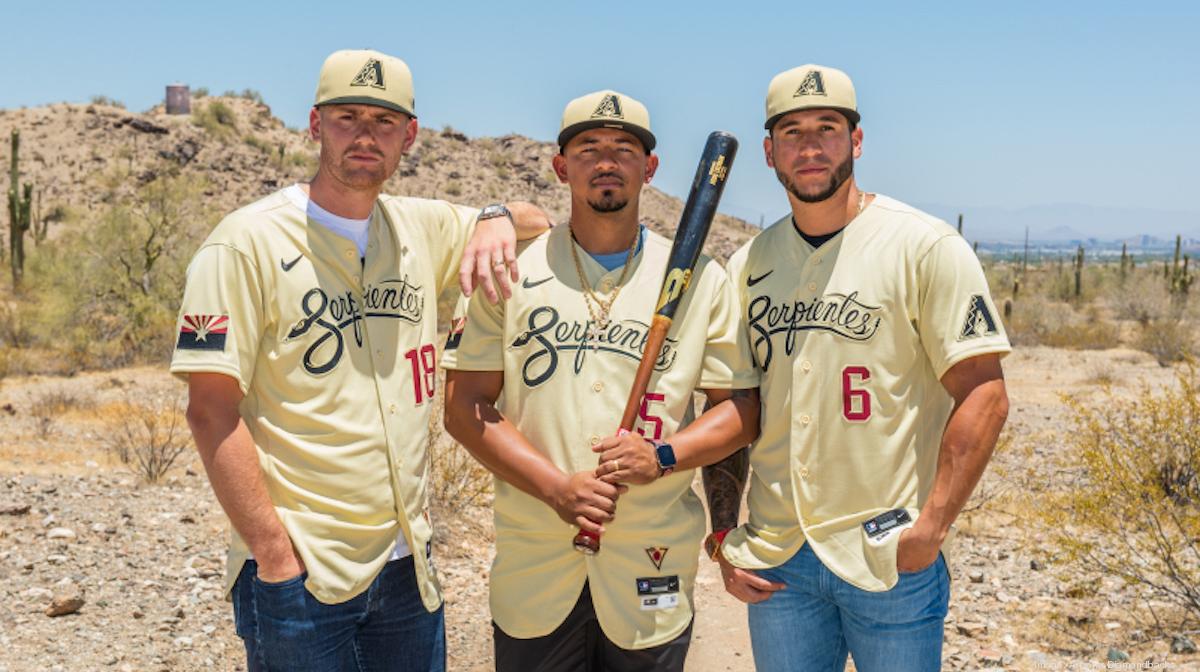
[
  {"x1": 285, "y1": 151, "x2": 317, "y2": 173},
  {"x1": 89, "y1": 95, "x2": 125, "y2": 109},
  {"x1": 443, "y1": 181, "x2": 463, "y2": 198},
  {"x1": 1137, "y1": 319, "x2": 1195, "y2": 366},
  {"x1": 29, "y1": 389, "x2": 87, "y2": 439},
  {"x1": 192, "y1": 100, "x2": 238, "y2": 138},
  {"x1": 20, "y1": 169, "x2": 210, "y2": 366},
  {"x1": 1039, "y1": 307, "x2": 1121, "y2": 350},
  {"x1": 1005, "y1": 298, "x2": 1120, "y2": 350},
  {"x1": 239, "y1": 89, "x2": 264, "y2": 104},
  {"x1": 243, "y1": 134, "x2": 272, "y2": 154},
  {"x1": 192, "y1": 87, "x2": 209, "y2": 99},
  {"x1": 103, "y1": 397, "x2": 192, "y2": 482},
  {"x1": 426, "y1": 373, "x2": 491, "y2": 512},
  {"x1": 1110, "y1": 270, "x2": 1172, "y2": 324},
  {"x1": 1037, "y1": 368, "x2": 1200, "y2": 625}
]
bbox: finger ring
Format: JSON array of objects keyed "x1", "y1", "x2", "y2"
[
  {"x1": 492, "y1": 261, "x2": 507, "y2": 269},
  {"x1": 614, "y1": 459, "x2": 621, "y2": 472}
]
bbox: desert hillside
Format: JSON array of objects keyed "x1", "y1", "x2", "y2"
[{"x1": 0, "y1": 96, "x2": 757, "y2": 262}]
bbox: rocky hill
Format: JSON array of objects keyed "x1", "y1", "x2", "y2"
[{"x1": 0, "y1": 96, "x2": 757, "y2": 262}]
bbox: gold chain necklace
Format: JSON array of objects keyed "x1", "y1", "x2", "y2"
[{"x1": 568, "y1": 224, "x2": 639, "y2": 344}]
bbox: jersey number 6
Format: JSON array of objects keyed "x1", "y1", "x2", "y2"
[{"x1": 842, "y1": 366, "x2": 871, "y2": 422}]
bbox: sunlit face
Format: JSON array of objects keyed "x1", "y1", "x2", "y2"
[
  {"x1": 765, "y1": 109, "x2": 863, "y2": 203},
  {"x1": 309, "y1": 103, "x2": 417, "y2": 191},
  {"x1": 553, "y1": 128, "x2": 658, "y2": 213}
]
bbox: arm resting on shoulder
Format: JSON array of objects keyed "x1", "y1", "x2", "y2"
[{"x1": 459, "y1": 201, "x2": 552, "y2": 302}]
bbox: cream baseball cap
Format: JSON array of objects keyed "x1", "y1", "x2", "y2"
[
  {"x1": 764, "y1": 64, "x2": 859, "y2": 130},
  {"x1": 314, "y1": 49, "x2": 416, "y2": 117},
  {"x1": 558, "y1": 90, "x2": 655, "y2": 151}
]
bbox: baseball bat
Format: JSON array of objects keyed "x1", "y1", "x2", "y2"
[{"x1": 573, "y1": 131, "x2": 739, "y2": 554}]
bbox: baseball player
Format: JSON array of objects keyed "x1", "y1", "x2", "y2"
[
  {"x1": 702, "y1": 65, "x2": 1011, "y2": 672},
  {"x1": 172, "y1": 49, "x2": 549, "y2": 672},
  {"x1": 441, "y1": 90, "x2": 760, "y2": 672}
]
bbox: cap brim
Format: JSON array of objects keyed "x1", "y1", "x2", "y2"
[
  {"x1": 316, "y1": 96, "x2": 416, "y2": 118},
  {"x1": 558, "y1": 120, "x2": 656, "y2": 152},
  {"x1": 764, "y1": 107, "x2": 859, "y2": 130}
]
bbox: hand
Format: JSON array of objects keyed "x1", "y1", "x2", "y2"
[
  {"x1": 254, "y1": 540, "x2": 306, "y2": 584},
  {"x1": 715, "y1": 549, "x2": 785, "y2": 604},
  {"x1": 895, "y1": 521, "x2": 941, "y2": 573},
  {"x1": 550, "y1": 471, "x2": 628, "y2": 536},
  {"x1": 460, "y1": 215, "x2": 519, "y2": 303},
  {"x1": 594, "y1": 432, "x2": 660, "y2": 485}
]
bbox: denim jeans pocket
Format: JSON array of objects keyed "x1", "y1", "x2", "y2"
[{"x1": 253, "y1": 572, "x2": 307, "y2": 590}]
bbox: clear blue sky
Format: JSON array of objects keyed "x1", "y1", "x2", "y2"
[{"x1": 3, "y1": 1, "x2": 1198, "y2": 227}]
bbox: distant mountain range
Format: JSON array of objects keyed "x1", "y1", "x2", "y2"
[{"x1": 914, "y1": 202, "x2": 1200, "y2": 245}]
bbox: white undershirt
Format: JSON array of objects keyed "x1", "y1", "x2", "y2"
[
  {"x1": 284, "y1": 184, "x2": 371, "y2": 257},
  {"x1": 268, "y1": 184, "x2": 412, "y2": 562}
]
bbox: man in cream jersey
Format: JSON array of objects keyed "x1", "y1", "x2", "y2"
[
  {"x1": 704, "y1": 65, "x2": 1011, "y2": 671},
  {"x1": 441, "y1": 90, "x2": 760, "y2": 671},
  {"x1": 172, "y1": 49, "x2": 548, "y2": 671}
]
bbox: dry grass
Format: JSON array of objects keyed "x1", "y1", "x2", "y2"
[
  {"x1": 427, "y1": 370, "x2": 492, "y2": 513},
  {"x1": 29, "y1": 388, "x2": 91, "y2": 438},
  {"x1": 99, "y1": 396, "x2": 192, "y2": 483},
  {"x1": 1032, "y1": 368, "x2": 1200, "y2": 630}
]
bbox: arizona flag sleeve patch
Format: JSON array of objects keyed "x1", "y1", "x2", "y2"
[{"x1": 176, "y1": 314, "x2": 229, "y2": 351}]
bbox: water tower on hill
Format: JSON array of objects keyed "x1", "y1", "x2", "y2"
[{"x1": 165, "y1": 84, "x2": 190, "y2": 115}]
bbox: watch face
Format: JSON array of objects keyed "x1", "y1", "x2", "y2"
[
  {"x1": 656, "y1": 443, "x2": 677, "y2": 468},
  {"x1": 479, "y1": 204, "x2": 508, "y2": 220}
]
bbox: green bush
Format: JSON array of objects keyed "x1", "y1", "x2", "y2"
[
  {"x1": 1037, "y1": 368, "x2": 1200, "y2": 625},
  {"x1": 17, "y1": 169, "x2": 211, "y2": 367},
  {"x1": 192, "y1": 100, "x2": 238, "y2": 138},
  {"x1": 89, "y1": 95, "x2": 125, "y2": 109}
]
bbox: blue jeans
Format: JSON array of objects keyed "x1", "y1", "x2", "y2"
[
  {"x1": 232, "y1": 557, "x2": 445, "y2": 672},
  {"x1": 747, "y1": 543, "x2": 949, "y2": 672}
]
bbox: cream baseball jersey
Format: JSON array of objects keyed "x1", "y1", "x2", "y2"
[
  {"x1": 170, "y1": 186, "x2": 477, "y2": 607},
  {"x1": 441, "y1": 224, "x2": 758, "y2": 648},
  {"x1": 720, "y1": 195, "x2": 1011, "y2": 592}
]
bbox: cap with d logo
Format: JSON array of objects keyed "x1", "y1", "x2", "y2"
[
  {"x1": 558, "y1": 90, "x2": 655, "y2": 151},
  {"x1": 314, "y1": 49, "x2": 416, "y2": 117},
  {"x1": 764, "y1": 64, "x2": 858, "y2": 130}
]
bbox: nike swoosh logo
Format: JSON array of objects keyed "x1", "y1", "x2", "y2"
[
  {"x1": 747, "y1": 270, "x2": 774, "y2": 287},
  {"x1": 522, "y1": 276, "x2": 554, "y2": 289},
  {"x1": 280, "y1": 254, "x2": 304, "y2": 272}
]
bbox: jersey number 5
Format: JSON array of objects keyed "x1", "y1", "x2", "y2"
[
  {"x1": 405, "y1": 344, "x2": 437, "y2": 405},
  {"x1": 635, "y1": 392, "x2": 665, "y2": 441},
  {"x1": 842, "y1": 366, "x2": 871, "y2": 422}
]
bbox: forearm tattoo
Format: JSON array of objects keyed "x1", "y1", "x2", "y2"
[
  {"x1": 701, "y1": 395, "x2": 751, "y2": 531},
  {"x1": 703, "y1": 446, "x2": 749, "y2": 531}
]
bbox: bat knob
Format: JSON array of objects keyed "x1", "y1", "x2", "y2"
[{"x1": 573, "y1": 530, "x2": 600, "y2": 555}]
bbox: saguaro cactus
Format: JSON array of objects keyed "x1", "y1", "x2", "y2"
[
  {"x1": 7, "y1": 129, "x2": 34, "y2": 288},
  {"x1": 1167, "y1": 235, "x2": 1192, "y2": 296},
  {"x1": 1074, "y1": 245, "x2": 1085, "y2": 299}
]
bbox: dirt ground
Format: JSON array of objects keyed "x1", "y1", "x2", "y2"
[{"x1": 1, "y1": 347, "x2": 1198, "y2": 671}]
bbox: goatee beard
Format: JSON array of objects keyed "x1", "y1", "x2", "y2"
[
  {"x1": 777, "y1": 154, "x2": 854, "y2": 204},
  {"x1": 588, "y1": 192, "x2": 629, "y2": 213}
]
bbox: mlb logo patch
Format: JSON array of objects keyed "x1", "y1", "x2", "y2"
[{"x1": 177, "y1": 314, "x2": 228, "y2": 351}]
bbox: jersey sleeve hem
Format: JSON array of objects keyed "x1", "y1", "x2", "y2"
[
  {"x1": 698, "y1": 370, "x2": 761, "y2": 390},
  {"x1": 439, "y1": 358, "x2": 504, "y2": 372},
  {"x1": 168, "y1": 363, "x2": 250, "y2": 396},
  {"x1": 933, "y1": 342, "x2": 1012, "y2": 380}
]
